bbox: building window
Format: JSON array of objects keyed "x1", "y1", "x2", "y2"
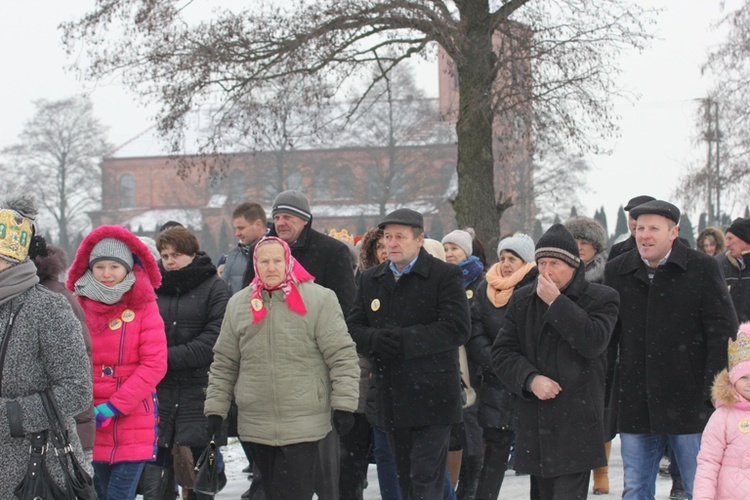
[
  {"x1": 208, "y1": 170, "x2": 224, "y2": 196},
  {"x1": 229, "y1": 170, "x2": 246, "y2": 203},
  {"x1": 119, "y1": 174, "x2": 135, "y2": 208},
  {"x1": 337, "y1": 165, "x2": 354, "y2": 198},
  {"x1": 313, "y1": 167, "x2": 332, "y2": 200}
]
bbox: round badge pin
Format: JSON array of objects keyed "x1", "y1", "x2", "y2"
[
  {"x1": 109, "y1": 318, "x2": 123, "y2": 330},
  {"x1": 740, "y1": 419, "x2": 750, "y2": 434},
  {"x1": 121, "y1": 309, "x2": 135, "y2": 323},
  {"x1": 466, "y1": 290, "x2": 474, "y2": 299},
  {"x1": 251, "y1": 298, "x2": 264, "y2": 312},
  {"x1": 371, "y1": 299, "x2": 381, "y2": 312}
]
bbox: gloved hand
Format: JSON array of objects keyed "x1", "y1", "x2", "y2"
[
  {"x1": 94, "y1": 402, "x2": 119, "y2": 428},
  {"x1": 206, "y1": 415, "x2": 224, "y2": 439},
  {"x1": 371, "y1": 329, "x2": 402, "y2": 359},
  {"x1": 332, "y1": 410, "x2": 355, "y2": 436}
]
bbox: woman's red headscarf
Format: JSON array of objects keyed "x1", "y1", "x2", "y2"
[{"x1": 249, "y1": 236, "x2": 314, "y2": 324}]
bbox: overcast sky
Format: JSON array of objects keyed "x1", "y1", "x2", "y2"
[{"x1": 0, "y1": 0, "x2": 739, "y2": 230}]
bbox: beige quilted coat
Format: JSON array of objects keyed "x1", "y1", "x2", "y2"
[{"x1": 204, "y1": 281, "x2": 359, "y2": 446}]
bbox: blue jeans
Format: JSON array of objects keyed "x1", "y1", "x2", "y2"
[
  {"x1": 92, "y1": 461, "x2": 146, "y2": 500},
  {"x1": 620, "y1": 433, "x2": 702, "y2": 500}
]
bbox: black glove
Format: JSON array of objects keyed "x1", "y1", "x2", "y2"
[
  {"x1": 371, "y1": 329, "x2": 402, "y2": 359},
  {"x1": 332, "y1": 410, "x2": 355, "y2": 436},
  {"x1": 206, "y1": 415, "x2": 223, "y2": 439}
]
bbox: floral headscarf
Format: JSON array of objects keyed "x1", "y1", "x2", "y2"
[{"x1": 250, "y1": 236, "x2": 314, "y2": 324}]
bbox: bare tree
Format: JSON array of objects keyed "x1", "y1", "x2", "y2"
[
  {"x1": 62, "y1": 0, "x2": 654, "y2": 245},
  {"x1": 2, "y1": 96, "x2": 111, "y2": 253}
]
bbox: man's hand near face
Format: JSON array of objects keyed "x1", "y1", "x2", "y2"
[{"x1": 537, "y1": 273, "x2": 561, "y2": 305}]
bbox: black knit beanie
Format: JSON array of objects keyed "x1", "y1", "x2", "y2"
[
  {"x1": 535, "y1": 224, "x2": 581, "y2": 269},
  {"x1": 727, "y1": 218, "x2": 750, "y2": 244}
]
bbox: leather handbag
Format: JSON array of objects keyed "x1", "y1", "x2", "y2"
[
  {"x1": 193, "y1": 441, "x2": 226, "y2": 495},
  {"x1": 39, "y1": 389, "x2": 97, "y2": 500},
  {"x1": 14, "y1": 431, "x2": 67, "y2": 499},
  {"x1": 14, "y1": 389, "x2": 97, "y2": 500}
]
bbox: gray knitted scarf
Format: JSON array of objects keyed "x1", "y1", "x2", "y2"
[
  {"x1": 74, "y1": 269, "x2": 136, "y2": 305},
  {"x1": 0, "y1": 260, "x2": 39, "y2": 306}
]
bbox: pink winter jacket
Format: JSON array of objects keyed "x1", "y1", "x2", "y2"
[
  {"x1": 694, "y1": 370, "x2": 750, "y2": 499},
  {"x1": 67, "y1": 225, "x2": 167, "y2": 464}
]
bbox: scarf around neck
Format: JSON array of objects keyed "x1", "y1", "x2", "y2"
[
  {"x1": 458, "y1": 255, "x2": 484, "y2": 288},
  {"x1": 485, "y1": 260, "x2": 537, "y2": 308},
  {"x1": 250, "y1": 236, "x2": 314, "y2": 324},
  {"x1": 0, "y1": 260, "x2": 39, "y2": 306},
  {"x1": 74, "y1": 269, "x2": 136, "y2": 305}
]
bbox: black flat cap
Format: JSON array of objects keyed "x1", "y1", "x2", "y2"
[
  {"x1": 629, "y1": 200, "x2": 680, "y2": 224},
  {"x1": 624, "y1": 195, "x2": 656, "y2": 212},
  {"x1": 378, "y1": 208, "x2": 424, "y2": 229}
]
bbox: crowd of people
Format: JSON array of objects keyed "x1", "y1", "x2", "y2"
[{"x1": 2, "y1": 187, "x2": 750, "y2": 499}]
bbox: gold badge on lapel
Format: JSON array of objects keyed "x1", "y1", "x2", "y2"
[
  {"x1": 466, "y1": 290, "x2": 474, "y2": 299},
  {"x1": 121, "y1": 309, "x2": 135, "y2": 323},
  {"x1": 109, "y1": 318, "x2": 123, "y2": 330},
  {"x1": 739, "y1": 419, "x2": 750, "y2": 434},
  {"x1": 251, "y1": 298, "x2": 264, "y2": 312},
  {"x1": 371, "y1": 299, "x2": 381, "y2": 312}
]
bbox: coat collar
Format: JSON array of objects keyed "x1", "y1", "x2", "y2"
[
  {"x1": 268, "y1": 216, "x2": 314, "y2": 251},
  {"x1": 372, "y1": 247, "x2": 434, "y2": 293},
  {"x1": 617, "y1": 237, "x2": 689, "y2": 280},
  {"x1": 561, "y1": 262, "x2": 587, "y2": 299}
]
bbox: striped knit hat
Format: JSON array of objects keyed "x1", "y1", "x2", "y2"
[
  {"x1": 89, "y1": 237, "x2": 134, "y2": 273},
  {"x1": 535, "y1": 224, "x2": 581, "y2": 269},
  {"x1": 272, "y1": 190, "x2": 312, "y2": 222}
]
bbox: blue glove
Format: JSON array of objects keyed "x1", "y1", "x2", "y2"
[{"x1": 94, "y1": 402, "x2": 119, "y2": 428}]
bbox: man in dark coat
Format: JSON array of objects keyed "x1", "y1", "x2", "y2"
[
  {"x1": 347, "y1": 208, "x2": 470, "y2": 499},
  {"x1": 491, "y1": 224, "x2": 620, "y2": 500},
  {"x1": 604, "y1": 200, "x2": 738, "y2": 499},
  {"x1": 608, "y1": 195, "x2": 655, "y2": 261},
  {"x1": 717, "y1": 217, "x2": 750, "y2": 323},
  {"x1": 240, "y1": 190, "x2": 356, "y2": 500}
]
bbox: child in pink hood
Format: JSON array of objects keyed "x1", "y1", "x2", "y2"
[
  {"x1": 68, "y1": 225, "x2": 167, "y2": 499},
  {"x1": 694, "y1": 322, "x2": 750, "y2": 499}
]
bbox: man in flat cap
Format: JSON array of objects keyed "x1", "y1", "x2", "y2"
[
  {"x1": 718, "y1": 217, "x2": 750, "y2": 323},
  {"x1": 607, "y1": 195, "x2": 656, "y2": 261},
  {"x1": 491, "y1": 224, "x2": 619, "y2": 499},
  {"x1": 347, "y1": 208, "x2": 470, "y2": 499},
  {"x1": 604, "y1": 200, "x2": 738, "y2": 499}
]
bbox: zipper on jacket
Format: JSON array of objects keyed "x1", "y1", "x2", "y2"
[
  {"x1": 109, "y1": 321, "x2": 128, "y2": 464},
  {"x1": 269, "y1": 291, "x2": 280, "y2": 444}
]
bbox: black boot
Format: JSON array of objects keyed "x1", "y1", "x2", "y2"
[
  {"x1": 139, "y1": 463, "x2": 176, "y2": 500},
  {"x1": 456, "y1": 455, "x2": 483, "y2": 500}
]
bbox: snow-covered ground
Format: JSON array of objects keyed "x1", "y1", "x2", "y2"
[{"x1": 210, "y1": 435, "x2": 678, "y2": 499}]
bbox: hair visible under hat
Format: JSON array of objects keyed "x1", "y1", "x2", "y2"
[
  {"x1": 535, "y1": 224, "x2": 581, "y2": 269},
  {"x1": 497, "y1": 233, "x2": 535, "y2": 263},
  {"x1": 89, "y1": 237, "x2": 135, "y2": 273},
  {"x1": 272, "y1": 190, "x2": 312, "y2": 222},
  {"x1": 442, "y1": 230, "x2": 473, "y2": 259}
]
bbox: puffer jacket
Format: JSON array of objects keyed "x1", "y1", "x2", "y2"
[
  {"x1": 205, "y1": 281, "x2": 359, "y2": 446},
  {"x1": 694, "y1": 370, "x2": 750, "y2": 499},
  {"x1": 67, "y1": 225, "x2": 168, "y2": 463},
  {"x1": 156, "y1": 253, "x2": 229, "y2": 447}
]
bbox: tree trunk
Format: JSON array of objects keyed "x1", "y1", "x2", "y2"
[{"x1": 452, "y1": 0, "x2": 506, "y2": 253}]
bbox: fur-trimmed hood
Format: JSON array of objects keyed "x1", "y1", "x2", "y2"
[
  {"x1": 698, "y1": 226, "x2": 726, "y2": 255},
  {"x1": 66, "y1": 225, "x2": 161, "y2": 309},
  {"x1": 711, "y1": 369, "x2": 750, "y2": 408}
]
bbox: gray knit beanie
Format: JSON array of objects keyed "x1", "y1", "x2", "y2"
[
  {"x1": 497, "y1": 233, "x2": 535, "y2": 263},
  {"x1": 442, "y1": 230, "x2": 473, "y2": 259},
  {"x1": 564, "y1": 216, "x2": 608, "y2": 253},
  {"x1": 272, "y1": 190, "x2": 312, "y2": 222},
  {"x1": 90, "y1": 238, "x2": 134, "y2": 273}
]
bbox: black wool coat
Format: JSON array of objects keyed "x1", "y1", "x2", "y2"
[
  {"x1": 156, "y1": 253, "x2": 230, "y2": 447},
  {"x1": 491, "y1": 266, "x2": 620, "y2": 477},
  {"x1": 604, "y1": 239, "x2": 738, "y2": 435},
  {"x1": 467, "y1": 267, "x2": 538, "y2": 430},
  {"x1": 347, "y1": 248, "x2": 471, "y2": 429},
  {"x1": 607, "y1": 235, "x2": 636, "y2": 262},
  {"x1": 716, "y1": 251, "x2": 750, "y2": 324},
  {"x1": 243, "y1": 219, "x2": 355, "y2": 314}
]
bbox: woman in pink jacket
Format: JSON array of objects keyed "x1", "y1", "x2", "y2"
[
  {"x1": 694, "y1": 322, "x2": 750, "y2": 499},
  {"x1": 68, "y1": 225, "x2": 167, "y2": 499}
]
